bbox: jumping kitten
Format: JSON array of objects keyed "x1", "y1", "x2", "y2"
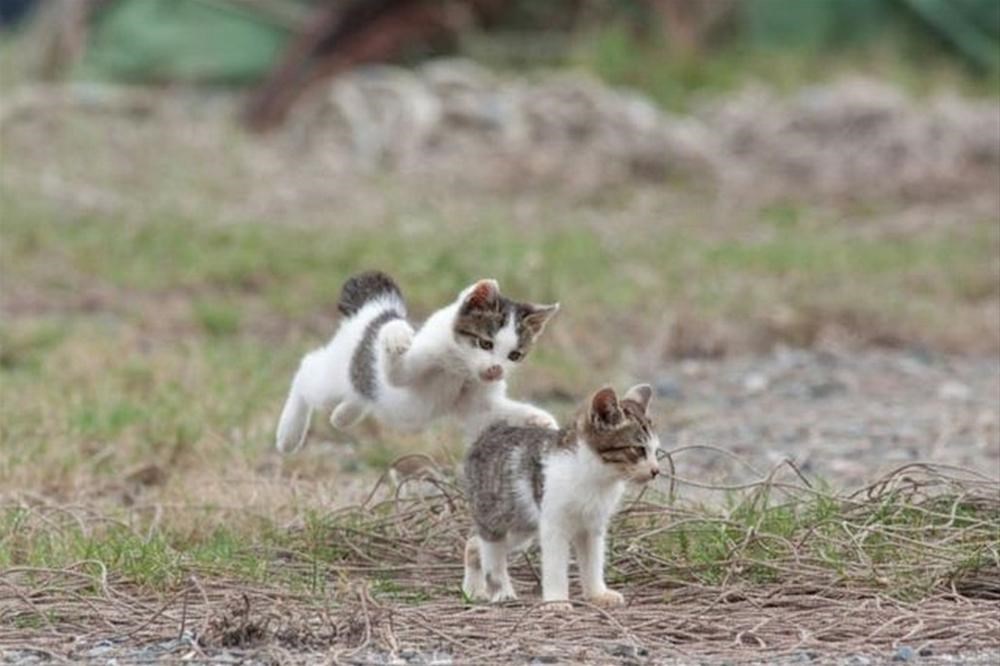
[
  {"x1": 463, "y1": 384, "x2": 659, "y2": 609},
  {"x1": 275, "y1": 271, "x2": 559, "y2": 453}
]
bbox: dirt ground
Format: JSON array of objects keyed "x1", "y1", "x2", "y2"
[{"x1": 1, "y1": 65, "x2": 999, "y2": 664}]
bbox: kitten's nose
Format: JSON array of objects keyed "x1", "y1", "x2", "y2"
[
  {"x1": 480, "y1": 365, "x2": 503, "y2": 381},
  {"x1": 650, "y1": 467, "x2": 660, "y2": 478}
]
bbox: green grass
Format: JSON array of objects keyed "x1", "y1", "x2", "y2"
[
  {"x1": 3, "y1": 478, "x2": 996, "y2": 604},
  {"x1": 1, "y1": 158, "x2": 997, "y2": 612},
  {"x1": 1, "y1": 188, "x2": 996, "y2": 495},
  {"x1": 567, "y1": 22, "x2": 1000, "y2": 113}
]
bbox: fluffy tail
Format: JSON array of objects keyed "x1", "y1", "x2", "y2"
[
  {"x1": 338, "y1": 270, "x2": 405, "y2": 317},
  {"x1": 275, "y1": 385, "x2": 311, "y2": 454}
]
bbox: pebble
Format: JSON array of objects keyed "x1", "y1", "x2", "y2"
[
  {"x1": 808, "y1": 380, "x2": 846, "y2": 399},
  {"x1": 654, "y1": 376, "x2": 684, "y2": 400},
  {"x1": 743, "y1": 372, "x2": 769, "y2": 395},
  {"x1": 938, "y1": 381, "x2": 972, "y2": 402},
  {"x1": 892, "y1": 645, "x2": 915, "y2": 662}
]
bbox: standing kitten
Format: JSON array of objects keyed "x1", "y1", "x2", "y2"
[
  {"x1": 275, "y1": 271, "x2": 559, "y2": 453},
  {"x1": 463, "y1": 384, "x2": 659, "y2": 609}
]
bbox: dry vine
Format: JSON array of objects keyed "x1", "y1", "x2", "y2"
[{"x1": 1, "y1": 454, "x2": 998, "y2": 663}]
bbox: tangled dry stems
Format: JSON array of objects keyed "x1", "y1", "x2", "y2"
[{"x1": 2, "y1": 455, "x2": 998, "y2": 663}]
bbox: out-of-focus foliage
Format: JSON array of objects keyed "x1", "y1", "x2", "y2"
[
  {"x1": 742, "y1": 0, "x2": 999, "y2": 70},
  {"x1": 7, "y1": 0, "x2": 999, "y2": 89}
]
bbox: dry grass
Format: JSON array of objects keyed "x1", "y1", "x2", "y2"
[{"x1": 2, "y1": 460, "x2": 998, "y2": 662}]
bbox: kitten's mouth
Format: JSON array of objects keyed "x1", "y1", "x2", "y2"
[
  {"x1": 479, "y1": 366, "x2": 504, "y2": 382},
  {"x1": 479, "y1": 370, "x2": 503, "y2": 382},
  {"x1": 630, "y1": 470, "x2": 660, "y2": 484}
]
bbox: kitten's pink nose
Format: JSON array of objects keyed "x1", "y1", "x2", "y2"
[
  {"x1": 650, "y1": 466, "x2": 660, "y2": 478},
  {"x1": 480, "y1": 365, "x2": 504, "y2": 381}
]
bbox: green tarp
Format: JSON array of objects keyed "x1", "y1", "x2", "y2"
[{"x1": 79, "y1": 0, "x2": 295, "y2": 83}]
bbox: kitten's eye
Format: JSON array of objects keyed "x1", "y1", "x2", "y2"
[
  {"x1": 631, "y1": 446, "x2": 646, "y2": 457},
  {"x1": 477, "y1": 338, "x2": 494, "y2": 351},
  {"x1": 507, "y1": 350, "x2": 523, "y2": 362}
]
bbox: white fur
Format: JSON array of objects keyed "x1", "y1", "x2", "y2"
[
  {"x1": 541, "y1": 430, "x2": 661, "y2": 604},
  {"x1": 275, "y1": 281, "x2": 558, "y2": 452}
]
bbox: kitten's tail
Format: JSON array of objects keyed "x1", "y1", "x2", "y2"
[
  {"x1": 337, "y1": 270, "x2": 406, "y2": 318},
  {"x1": 276, "y1": 384, "x2": 311, "y2": 454}
]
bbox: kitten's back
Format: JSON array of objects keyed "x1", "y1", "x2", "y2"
[{"x1": 465, "y1": 423, "x2": 562, "y2": 540}]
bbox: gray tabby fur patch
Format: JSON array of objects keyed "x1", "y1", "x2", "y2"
[{"x1": 349, "y1": 310, "x2": 401, "y2": 399}]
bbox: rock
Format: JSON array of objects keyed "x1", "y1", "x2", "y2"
[
  {"x1": 938, "y1": 381, "x2": 972, "y2": 402},
  {"x1": 654, "y1": 376, "x2": 684, "y2": 400},
  {"x1": 607, "y1": 644, "x2": 648, "y2": 658},
  {"x1": 808, "y1": 380, "x2": 846, "y2": 399},
  {"x1": 743, "y1": 372, "x2": 769, "y2": 395},
  {"x1": 918, "y1": 647, "x2": 933, "y2": 657},
  {"x1": 892, "y1": 645, "x2": 915, "y2": 662}
]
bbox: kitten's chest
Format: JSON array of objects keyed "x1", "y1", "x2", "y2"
[
  {"x1": 412, "y1": 371, "x2": 465, "y2": 411},
  {"x1": 543, "y1": 465, "x2": 624, "y2": 526}
]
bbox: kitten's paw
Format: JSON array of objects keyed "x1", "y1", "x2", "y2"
[
  {"x1": 381, "y1": 320, "x2": 413, "y2": 356},
  {"x1": 490, "y1": 588, "x2": 517, "y2": 603},
  {"x1": 524, "y1": 410, "x2": 559, "y2": 430},
  {"x1": 587, "y1": 589, "x2": 625, "y2": 608},
  {"x1": 542, "y1": 601, "x2": 573, "y2": 612},
  {"x1": 462, "y1": 578, "x2": 489, "y2": 601}
]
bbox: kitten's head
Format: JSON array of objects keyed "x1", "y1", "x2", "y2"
[
  {"x1": 579, "y1": 384, "x2": 660, "y2": 484},
  {"x1": 451, "y1": 279, "x2": 559, "y2": 383}
]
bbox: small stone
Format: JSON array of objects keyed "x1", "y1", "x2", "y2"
[
  {"x1": 679, "y1": 360, "x2": 704, "y2": 377},
  {"x1": 607, "y1": 644, "x2": 645, "y2": 658},
  {"x1": 938, "y1": 381, "x2": 971, "y2": 402},
  {"x1": 654, "y1": 377, "x2": 684, "y2": 400},
  {"x1": 808, "y1": 380, "x2": 846, "y2": 399},
  {"x1": 917, "y1": 647, "x2": 933, "y2": 657},
  {"x1": 743, "y1": 372, "x2": 769, "y2": 395},
  {"x1": 892, "y1": 645, "x2": 915, "y2": 662}
]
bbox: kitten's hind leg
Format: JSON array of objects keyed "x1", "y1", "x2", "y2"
[
  {"x1": 330, "y1": 401, "x2": 368, "y2": 430},
  {"x1": 462, "y1": 536, "x2": 489, "y2": 601},
  {"x1": 479, "y1": 538, "x2": 516, "y2": 602}
]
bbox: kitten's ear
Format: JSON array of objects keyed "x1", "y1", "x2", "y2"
[
  {"x1": 521, "y1": 303, "x2": 560, "y2": 337},
  {"x1": 460, "y1": 279, "x2": 499, "y2": 311},
  {"x1": 623, "y1": 384, "x2": 653, "y2": 414},
  {"x1": 590, "y1": 386, "x2": 623, "y2": 429}
]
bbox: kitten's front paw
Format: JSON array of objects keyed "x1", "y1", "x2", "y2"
[
  {"x1": 462, "y1": 578, "x2": 489, "y2": 602},
  {"x1": 524, "y1": 410, "x2": 559, "y2": 430},
  {"x1": 490, "y1": 588, "x2": 517, "y2": 603},
  {"x1": 542, "y1": 600, "x2": 573, "y2": 612},
  {"x1": 588, "y1": 589, "x2": 625, "y2": 608},
  {"x1": 381, "y1": 320, "x2": 413, "y2": 356}
]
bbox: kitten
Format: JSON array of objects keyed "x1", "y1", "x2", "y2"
[
  {"x1": 275, "y1": 271, "x2": 559, "y2": 453},
  {"x1": 463, "y1": 384, "x2": 659, "y2": 609}
]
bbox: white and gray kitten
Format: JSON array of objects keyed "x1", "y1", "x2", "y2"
[
  {"x1": 276, "y1": 271, "x2": 559, "y2": 453},
  {"x1": 463, "y1": 384, "x2": 660, "y2": 609}
]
